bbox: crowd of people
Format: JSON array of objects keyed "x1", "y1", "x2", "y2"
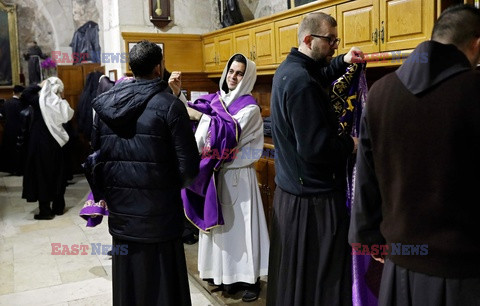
[{"x1": 1, "y1": 4, "x2": 479, "y2": 305}]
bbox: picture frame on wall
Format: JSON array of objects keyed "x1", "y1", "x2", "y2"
[
  {"x1": 0, "y1": 1, "x2": 20, "y2": 87},
  {"x1": 108, "y1": 69, "x2": 117, "y2": 82}
]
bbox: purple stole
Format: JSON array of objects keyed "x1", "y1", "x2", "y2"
[
  {"x1": 332, "y1": 64, "x2": 381, "y2": 306},
  {"x1": 79, "y1": 191, "x2": 109, "y2": 227},
  {"x1": 182, "y1": 92, "x2": 257, "y2": 232}
]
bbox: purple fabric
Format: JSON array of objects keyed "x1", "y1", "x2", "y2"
[
  {"x1": 79, "y1": 191, "x2": 109, "y2": 227},
  {"x1": 332, "y1": 64, "x2": 380, "y2": 306},
  {"x1": 182, "y1": 93, "x2": 257, "y2": 231},
  {"x1": 351, "y1": 69, "x2": 381, "y2": 306}
]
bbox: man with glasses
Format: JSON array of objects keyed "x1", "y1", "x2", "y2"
[{"x1": 267, "y1": 12, "x2": 364, "y2": 306}]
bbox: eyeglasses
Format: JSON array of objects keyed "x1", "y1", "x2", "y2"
[{"x1": 310, "y1": 34, "x2": 341, "y2": 46}]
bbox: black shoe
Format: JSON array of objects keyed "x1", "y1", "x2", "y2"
[
  {"x1": 107, "y1": 250, "x2": 112, "y2": 256},
  {"x1": 203, "y1": 278, "x2": 215, "y2": 286},
  {"x1": 242, "y1": 282, "x2": 260, "y2": 302},
  {"x1": 224, "y1": 282, "x2": 242, "y2": 295},
  {"x1": 34, "y1": 214, "x2": 55, "y2": 220},
  {"x1": 182, "y1": 233, "x2": 198, "y2": 245}
]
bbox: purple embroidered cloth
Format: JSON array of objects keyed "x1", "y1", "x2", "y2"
[
  {"x1": 181, "y1": 92, "x2": 257, "y2": 232},
  {"x1": 331, "y1": 64, "x2": 380, "y2": 306},
  {"x1": 79, "y1": 191, "x2": 108, "y2": 227}
]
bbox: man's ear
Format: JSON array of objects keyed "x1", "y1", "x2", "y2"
[
  {"x1": 474, "y1": 37, "x2": 480, "y2": 52},
  {"x1": 303, "y1": 34, "x2": 313, "y2": 49},
  {"x1": 468, "y1": 37, "x2": 480, "y2": 67},
  {"x1": 155, "y1": 63, "x2": 163, "y2": 79}
]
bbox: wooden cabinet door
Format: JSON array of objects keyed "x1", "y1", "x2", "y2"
[
  {"x1": 57, "y1": 65, "x2": 84, "y2": 110},
  {"x1": 203, "y1": 36, "x2": 217, "y2": 72},
  {"x1": 275, "y1": 15, "x2": 303, "y2": 64},
  {"x1": 314, "y1": 6, "x2": 338, "y2": 57},
  {"x1": 380, "y1": 0, "x2": 434, "y2": 51},
  {"x1": 266, "y1": 157, "x2": 276, "y2": 233},
  {"x1": 255, "y1": 158, "x2": 271, "y2": 230},
  {"x1": 337, "y1": 0, "x2": 380, "y2": 55},
  {"x1": 315, "y1": 5, "x2": 336, "y2": 18},
  {"x1": 252, "y1": 23, "x2": 276, "y2": 66},
  {"x1": 217, "y1": 33, "x2": 233, "y2": 70},
  {"x1": 234, "y1": 28, "x2": 253, "y2": 60}
]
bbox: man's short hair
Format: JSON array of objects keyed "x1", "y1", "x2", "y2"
[
  {"x1": 129, "y1": 40, "x2": 163, "y2": 77},
  {"x1": 298, "y1": 12, "x2": 337, "y2": 45},
  {"x1": 432, "y1": 4, "x2": 480, "y2": 47},
  {"x1": 13, "y1": 85, "x2": 25, "y2": 94}
]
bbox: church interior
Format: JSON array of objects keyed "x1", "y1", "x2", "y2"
[{"x1": 0, "y1": 0, "x2": 478, "y2": 305}]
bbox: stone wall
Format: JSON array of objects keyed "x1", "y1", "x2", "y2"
[
  {"x1": 13, "y1": 0, "x2": 289, "y2": 82},
  {"x1": 15, "y1": 0, "x2": 103, "y2": 85}
]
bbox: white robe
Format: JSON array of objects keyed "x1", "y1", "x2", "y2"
[{"x1": 196, "y1": 103, "x2": 270, "y2": 285}]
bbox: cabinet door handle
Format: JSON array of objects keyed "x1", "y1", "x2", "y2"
[
  {"x1": 372, "y1": 28, "x2": 378, "y2": 45},
  {"x1": 250, "y1": 50, "x2": 253, "y2": 60},
  {"x1": 380, "y1": 22, "x2": 385, "y2": 43}
]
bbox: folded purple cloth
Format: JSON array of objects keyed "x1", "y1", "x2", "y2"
[{"x1": 79, "y1": 192, "x2": 109, "y2": 227}]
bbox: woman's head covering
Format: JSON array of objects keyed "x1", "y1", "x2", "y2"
[
  {"x1": 219, "y1": 53, "x2": 257, "y2": 106},
  {"x1": 39, "y1": 77, "x2": 74, "y2": 147}
]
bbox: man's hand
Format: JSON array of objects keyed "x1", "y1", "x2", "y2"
[
  {"x1": 371, "y1": 253, "x2": 385, "y2": 264},
  {"x1": 344, "y1": 47, "x2": 364, "y2": 64},
  {"x1": 168, "y1": 71, "x2": 182, "y2": 97},
  {"x1": 352, "y1": 136, "x2": 359, "y2": 154}
]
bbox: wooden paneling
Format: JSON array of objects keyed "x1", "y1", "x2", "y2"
[
  {"x1": 234, "y1": 29, "x2": 253, "y2": 60},
  {"x1": 381, "y1": 0, "x2": 435, "y2": 50},
  {"x1": 252, "y1": 23, "x2": 276, "y2": 66},
  {"x1": 122, "y1": 33, "x2": 203, "y2": 74},
  {"x1": 337, "y1": 0, "x2": 379, "y2": 54},
  {"x1": 0, "y1": 87, "x2": 13, "y2": 100},
  {"x1": 57, "y1": 65, "x2": 84, "y2": 110},
  {"x1": 217, "y1": 33, "x2": 234, "y2": 69},
  {"x1": 275, "y1": 15, "x2": 303, "y2": 63},
  {"x1": 251, "y1": 75, "x2": 273, "y2": 117},
  {"x1": 314, "y1": 4, "x2": 337, "y2": 17},
  {"x1": 203, "y1": 37, "x2": 217, "y2": 72}
]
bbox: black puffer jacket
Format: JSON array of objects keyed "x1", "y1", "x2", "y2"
[{"x1": 91, "y1": 78, "x2": 199, "y2": 243}]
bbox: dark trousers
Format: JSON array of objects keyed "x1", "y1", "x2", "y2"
[
  {"x1": 38, "y1": 184, "x2": 66, "y2": 216},
  {"x1": 112, "y1": 237, "x2": 192, "y2": 306}
]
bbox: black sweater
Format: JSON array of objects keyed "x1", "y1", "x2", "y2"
[{"x1": 271, "y1": 48, "x2": 354, "y2": 196}]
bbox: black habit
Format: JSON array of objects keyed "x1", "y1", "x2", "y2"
[{"x1": 21, "y1": 86, "x2": 68, "y2": 214}]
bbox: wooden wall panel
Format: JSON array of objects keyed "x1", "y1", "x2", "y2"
[{"x1": 122, "y1": 33, "x2": 203, "y2": 74}]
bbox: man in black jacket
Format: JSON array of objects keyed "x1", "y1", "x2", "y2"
[
  {"x1": 91, "y1": 40, "x2": 199, "y2": 306},
  {"x1": 349, "y1": 4, "x2": 480, "y2": 305},
  {"x1": 267, "y1": 12, "x2": 363, "y2": 306}
]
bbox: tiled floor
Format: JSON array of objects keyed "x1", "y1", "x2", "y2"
[{"x1": 0, "y1": 173, "x2": 219, "y2": 306}]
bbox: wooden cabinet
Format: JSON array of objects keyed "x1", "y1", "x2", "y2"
[
  {"x1": 233, "y1": 23, "x2": 276, "y2": 67},
  {"x1": 254, "y1": 146, "x2": 276, "y2": 233},
  {"x1": 275, "y1": 15, "x2": 303, "y2": 64},
  {"x1": 203, "y1": 33, "x2": 233, "y2": 73},
  {"x1": 122, "y1": 33, "x2": 203, "y2": 74},
  {"x1": 337, "y1": 0, "x2": 435, "y2": 54}
]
